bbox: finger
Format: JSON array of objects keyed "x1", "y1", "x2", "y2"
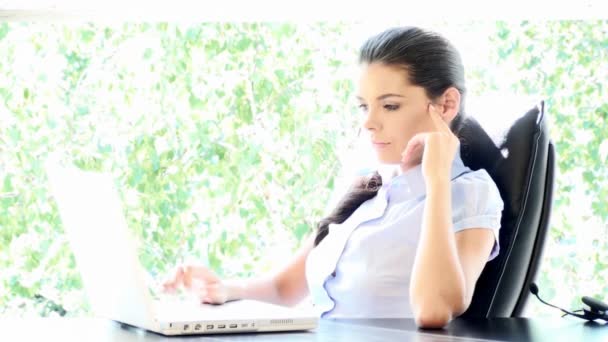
[
  {"x1": 401, "y1": 142, "x2": 423, "y2": 162},
  {"x1": 194, "y1": 289, "x2": 211, "y2": 304},
  {"x1": 202, "y1": 296, "x2": 219, "y2": 305},
  {"x1": 184, "y1": 265, "x2": 221, "y2": 292},
  {"x1": 200, "y1": 288, "x2": 214, "y2": 304},
  {"x1": 401, "y1": 133, "x2": 427, "y2": 170},
  {"x1": 196, "y1": 287, "x2": 208, "y2": 299},
  {"x1": 402, "y1": 133, "x2": 428, "y2": 158},
  {"x1": 188, "y1": 265, "x2": 219, "y2": 281},
  {"x1": 163, "y1": 266, "x2": 184, "y2": 292},
  {"x1": 405, "y1": 132, "x2": 428, "y2": 148},
  {"x1": 203, "y1": 288, "x2": 225, "y2": 305},
  {"x1": 162, "y1": 282, "x2": 177, "y2": 294},
  {"x1": 401, "y1": 149, "x2": 423, "y2": 167},
  {"x1": 183, "y1": 265, "x2": 202, "y2": 289},
  {"x1": 428, "y1": 103, "x2": 452, "y2": 134}
]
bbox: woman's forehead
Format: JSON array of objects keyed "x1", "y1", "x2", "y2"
[
  {"x1": 359, "y1": 63, "x2": 408, "y2": 82},
  {"x1": 357, "y1": 64, "x2": 423, "y2": 99}
]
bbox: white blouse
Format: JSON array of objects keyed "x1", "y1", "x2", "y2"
[{"x1": 305, "y1": 150, "x2": 504, "y2": 318}]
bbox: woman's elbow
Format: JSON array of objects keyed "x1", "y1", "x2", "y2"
[
  {"x1": 414, "y1": 307, "x2": 452, "y2": 329},
  {"x1": 412, "y1": 297, "x2": 468, "y2": 329}
]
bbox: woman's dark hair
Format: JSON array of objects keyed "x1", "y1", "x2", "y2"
[{"x1": 314, "y1": 27, "x2": 468, "y2": 246}]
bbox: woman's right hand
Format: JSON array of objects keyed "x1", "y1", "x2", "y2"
[{"x1": 162, "y1": 264, "x2": 231, "y2": 305}]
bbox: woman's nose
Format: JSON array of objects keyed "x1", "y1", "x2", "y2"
[{"x1": 363, "y1": 108, "x2": 381, "y2": 131}]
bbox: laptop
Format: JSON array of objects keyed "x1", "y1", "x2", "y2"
[{"x1": 46, "y1": 159, "x2": 319, "y2": 335}]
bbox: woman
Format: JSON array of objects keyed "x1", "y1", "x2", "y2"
[{"x1": 162, "y1": 26, "x2": 504, "y2": 329}]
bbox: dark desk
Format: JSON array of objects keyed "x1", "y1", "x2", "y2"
[{"x1": 1, "y1": 317, "x2": 606, "y2": 341}]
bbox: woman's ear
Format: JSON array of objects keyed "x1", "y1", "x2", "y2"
[{"x1": 439, "y1": 87, "x2": 461, "y2": 123}]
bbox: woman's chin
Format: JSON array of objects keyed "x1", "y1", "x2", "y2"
[{"x1": 374, "y1": 154, "x2": 401, "y2": 165}]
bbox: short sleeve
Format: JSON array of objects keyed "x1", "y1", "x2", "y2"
[{"x1": 450, "y1": 169, "x2": 504, "y2": 262}]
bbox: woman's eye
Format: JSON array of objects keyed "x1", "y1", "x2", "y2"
[
  {"x1": 384, "y1": 104, "x2": 400, "y2": 111},
  {"x1": 358, "y1": 104, "x2": 368, "y2": 112}
]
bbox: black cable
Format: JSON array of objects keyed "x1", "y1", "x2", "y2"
[{"x1": 561, "y1": 309, "x2": 583, "y2": 318}]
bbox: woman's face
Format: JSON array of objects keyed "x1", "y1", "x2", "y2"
[{"x1": 357, "y1": 63, "x2": 437, "y2": 164}]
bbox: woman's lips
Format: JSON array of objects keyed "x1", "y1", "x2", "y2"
[{"x1": 372, "y1": 142, "x2": 391, "y2": 149}]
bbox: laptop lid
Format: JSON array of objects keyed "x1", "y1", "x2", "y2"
[{"x1": 46, "y1": 159, "x2": 158, "y2": 330}]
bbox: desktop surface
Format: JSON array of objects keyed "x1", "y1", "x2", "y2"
[{"x1": 1, "y1": 316, "x2": 607, "y2": 341}]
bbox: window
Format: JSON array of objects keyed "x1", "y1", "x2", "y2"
[{"x1": 1, "y1": 6, "x2": 606, "y2": 318}]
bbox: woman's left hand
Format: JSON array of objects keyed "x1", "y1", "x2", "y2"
[{"x1": 400, "y1": 103, "x2": 460, "y2": 183}]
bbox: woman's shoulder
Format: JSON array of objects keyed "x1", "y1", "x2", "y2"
[
  {"x1": 451, "y1": 168, "x2": 503, "y2": 204},
  {"x1": 454, "y1": 167, "x2": 495, "y2": 186}
]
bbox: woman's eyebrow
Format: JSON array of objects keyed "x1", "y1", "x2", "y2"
[{"x1": 356, "y1": 94, "x2": 405, "y2": 101}]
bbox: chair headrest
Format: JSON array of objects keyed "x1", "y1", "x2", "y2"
[{"x1": 458, "y1": 102, "x2": 545, "y2": 223}]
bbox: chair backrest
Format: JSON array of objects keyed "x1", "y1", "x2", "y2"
[{"x1": 459, "y1": 101, "x2": 555, "y2": 318}]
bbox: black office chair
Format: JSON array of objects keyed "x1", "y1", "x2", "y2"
[{"x1": 458, "y1": 101, "x2": 555, "y2": 318}]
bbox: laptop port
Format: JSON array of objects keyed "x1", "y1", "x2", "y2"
[
  {"x1": 218, "y1": 324, "x2": 226, "y2": 329},
  {"x1": 206, "y1": 324, "x2": 214, "y2": 330},
  {"x1": 194, "y1": 324, "x2": 202, "y2": 331},
  {"x1": 229, "y1": 324, "x2": 237, "y2": 328}
]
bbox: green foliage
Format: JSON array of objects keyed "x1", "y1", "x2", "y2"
[
  {"x1": 0, "y1": 22, "x2": 356, "y2": 316},
  {"x1": 1, "y1": 20, "x2": 606, "y2": 318}
]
